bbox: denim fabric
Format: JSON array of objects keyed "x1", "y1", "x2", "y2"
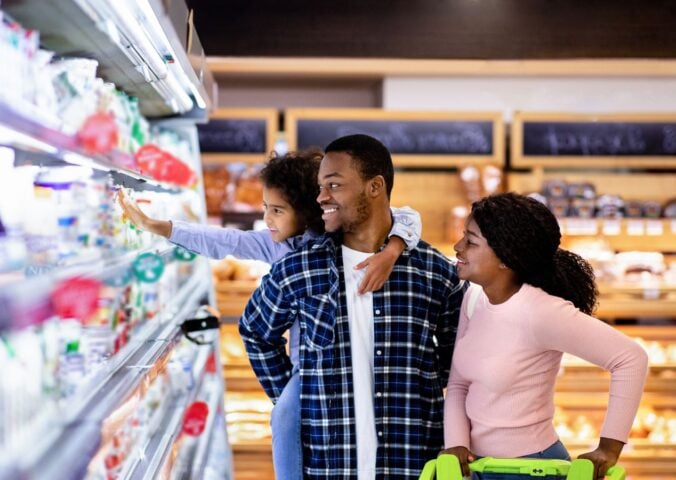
[
  {"x1": 270, "y1": 372, "x2": 302, "y2": 479},
  {"x1": 472, "y1": 440, "x2": 571, "y2": 480}
]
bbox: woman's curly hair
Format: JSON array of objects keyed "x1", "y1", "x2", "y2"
[
  {"x1": 471, "y1": 192, "x2": 598, "y2": 315},
  {"x1": 259, "y1": 149, "x2": 325, "y2": 234}
]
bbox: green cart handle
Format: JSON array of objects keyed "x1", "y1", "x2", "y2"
[{"x1": 419, "y1": 455, "x2": 625, "y2": 480}]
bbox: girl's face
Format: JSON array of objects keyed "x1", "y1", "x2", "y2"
[
  {"x1": 263, "y1": 186, "x2": 304, "y2": 242},
  {"x1": 453, "y1": 217, "x2": 504, "y2": 285}
]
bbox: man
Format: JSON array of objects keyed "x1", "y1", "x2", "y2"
[{"x1": 239, "y1": 134, "x2": 465, "y2": 479}]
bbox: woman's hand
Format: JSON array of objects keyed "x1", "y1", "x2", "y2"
[
  {"x1": 577, "y1": 437, "x2": 624, "y2": 480},
  {"x1": 439, "y1": 446, "x2": 476, "y2": 478}
]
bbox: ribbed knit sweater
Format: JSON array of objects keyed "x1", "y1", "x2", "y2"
[{"x1": 444, "y1": 284, "x2": 649, "y2": 458}]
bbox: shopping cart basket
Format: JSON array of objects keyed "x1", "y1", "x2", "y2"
[{"x1": 419, "y1": 454, "x2": 625, "y2": 480}]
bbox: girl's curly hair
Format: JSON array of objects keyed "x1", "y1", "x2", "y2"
[
  {"x1": 471, "y1": 192, "x2": 598, "y2": 315},
  {"x1": 259, "y1": 149, "x2": 325, "y2": 234}
]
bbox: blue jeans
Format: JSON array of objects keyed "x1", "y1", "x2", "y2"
[
  {"x1": 472, "y1": 440, "x2": 571, "y2": 480},
  {"x1": 270, "y1": 371, "x2": 302, "y2": 479}
]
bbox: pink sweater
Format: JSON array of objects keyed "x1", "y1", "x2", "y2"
[{"x1": 444, "y1": 284, "x2": 648, "y2": 458}]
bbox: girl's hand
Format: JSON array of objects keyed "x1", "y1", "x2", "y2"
[
  {"x1": 117, "y1": 188, "x2": 148, "y2": 229},
  {"x1": 116, "y1": 188, "x2": 172, "y2": 238},
  {"x1": 355, "y1": 248, "x2": 397, "y2": 294},
  {"x1": 577, "y1": 437, "x2": 624, "y2": 480},
  {"x1": 355, "y1": 236, "x2": 405, "y2": 294},
  {"x1": 439, "y1": 446, "x2": 476, "y2": 478}
]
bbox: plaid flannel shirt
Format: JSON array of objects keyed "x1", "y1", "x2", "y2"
[{"x1": 239, "y1": 234, "x2": 465, "y2": 479}]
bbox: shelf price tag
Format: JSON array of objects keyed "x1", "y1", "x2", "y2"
[
  {"x1": 626, "y1": 219, "x2": 645, "y2": 236},
  {"x1": 174, "y1": 246, "x2": 197, "y2": 262},
  {"x1": 565, "y1": 218, "x2": 598, "y2": 235},
  {"x1": 601, "y1": 219, "x2": 621, "y2": 236},
  {"x1": 132, "y1": 252, "x2": 165, "y2": 283},
  {"x1": 642, "y1": 281, "x2": 661, "y2": 300},
  {"x1": 645, "y1": 220, "x2": 663, "y2": 236}
]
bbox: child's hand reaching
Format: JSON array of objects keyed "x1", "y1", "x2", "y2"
[
  {"x1": 116, "y1": 188, "x2": 172, "y2": 238},
  {"x1": 355, "y1": 236, "x2": 405, "y2": 294}
]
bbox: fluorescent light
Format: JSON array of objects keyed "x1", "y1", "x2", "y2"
[
  {"x1": 89, "y1": 0, "x2": 168, "y2": 80},
  {"x1": 163, "y1": 73, "x2": 194, "y2": 112}
]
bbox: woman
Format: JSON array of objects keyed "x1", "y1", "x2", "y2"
[{"x1": 442, "y1": 192, "x2": 648, "y2": 480}]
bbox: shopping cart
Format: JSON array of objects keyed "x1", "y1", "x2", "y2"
[{"x1": 419, "y1": 454, "x2": 625, "y2": 480}]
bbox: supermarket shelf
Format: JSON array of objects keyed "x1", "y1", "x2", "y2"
[
  {"x1": 0, "y1": 242, "x2": 179, "y2": 332},
  {"x1": 127, "y1": 339, "x2": 214, "y2": 480},
  {"x1": 559, "y1": 218, "x2": 676, "y2": 252},
  {"x1": 595, "y1": 297, "x2": 676, "y2": 319},
  {"x1": 3, "y1": 0, "x2": 204, "y2": 117},
  {"x1": 597, "y1": 281, "x2": 676, "y2": 296},
  {"x1": 567, "y1": 441, "x2": 676, "y2": 478},
  {"x1": 4, "y1": 265, "x2": 211, "y2": 480},
  {"x1": 0, "y1": 100, "x2": 183, "y2": 193},
  {"x1": 190, "y1": 367, "x2": 226, "y2": 479},
  {"x1": 554, "y1": 391, "x2": 675, "y2": 409}
]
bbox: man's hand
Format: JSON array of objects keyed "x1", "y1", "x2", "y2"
[
  {"x1": 577, "y1": 437, "x2": 624, "y2": 480},
  {"x1": 439, "y1": 446, "x2": 476, "y2": 478}
]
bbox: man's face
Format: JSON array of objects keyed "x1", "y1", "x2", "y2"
[{"x1": 317, "y1": 151, "x2": 370, "y2": 234}]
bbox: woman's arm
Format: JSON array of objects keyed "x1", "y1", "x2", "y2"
[{"x1": 530, "y1": 298, "x2": 649, "y2": 477}]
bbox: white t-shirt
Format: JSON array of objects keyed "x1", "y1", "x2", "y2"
[{"x1": 341, "y1": 245, "x2": 377, "y2": 480}]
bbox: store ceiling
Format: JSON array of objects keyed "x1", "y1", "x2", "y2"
[{"x1": 187, "y1": 0, "x2": 676, "y2": 59}]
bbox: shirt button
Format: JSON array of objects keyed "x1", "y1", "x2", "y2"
[
  {"x1": 376, "y1": 350, "x2": 382, "y2": 355},
  {"x1": 375, "y1": 309, "x2": 381, "y2": 315},
  {"x1": 378, "y1": 431, "x2": 383, "y2": 437},
  {"x1": 376, "y1": 392, "x2": 382, "y2": 398}
]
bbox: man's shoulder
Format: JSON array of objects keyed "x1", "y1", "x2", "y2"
[
  {"x1": 410, "y1": 240, "x2": 455, "y2": 268},
  {"x1": 270, "y1": 234, "x2": 334, "y2": 272}
]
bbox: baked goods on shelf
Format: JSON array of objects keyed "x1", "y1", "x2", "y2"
[{"x1": 212, "y1": 257, "x2": 269, "y2": 316}]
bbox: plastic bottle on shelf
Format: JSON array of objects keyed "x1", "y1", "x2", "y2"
[
  {"x1": 57, "y1": 319, "x2": 86, "y2": 398},
  {"x1": 0, "y1": 216, "x2": 27, "y2": 274}
]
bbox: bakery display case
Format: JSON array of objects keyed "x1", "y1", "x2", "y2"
[{"x1": 555, "y1": 326, "x2": 675, "y2": 479}]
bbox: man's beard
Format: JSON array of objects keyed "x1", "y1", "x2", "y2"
[{"x1": 339, "y1": 191, "x2": 370, "y2": 234}]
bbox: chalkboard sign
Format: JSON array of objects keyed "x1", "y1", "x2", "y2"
[
  {"x1": 198, "y1": 109, "x2": 279, "y2": 164},
  {"x1": 297, "y1": 119, "x2": 493, "y2": 155},
  {"x1": 198, "y1": 119, "x2": 268, "y2": 153},
  {"x1": 286, "y1": 109, "x2": 504, "y2": 167},
  {"x1": 512, "y1": 113, "x2": 676, "y2": 168}
]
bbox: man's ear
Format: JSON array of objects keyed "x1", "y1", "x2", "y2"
[{"x1": 369, "y1": 175, "x2": 385, "y2": 197}]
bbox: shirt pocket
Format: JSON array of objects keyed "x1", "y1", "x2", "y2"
[{"x1": 298, "y1": 294, "x2": 335, "y2": 350}]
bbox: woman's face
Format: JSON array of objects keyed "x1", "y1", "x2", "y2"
[
  {"x1": 453, "y1": 217, "x2": 505, "y2": 285},
  {"x1": 262, "y1": 186, "x2": 304, "y2": 242}
]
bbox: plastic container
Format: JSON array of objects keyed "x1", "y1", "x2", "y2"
[{"x1": 418, "y1": 455, "x2": 625, "y2": 480}]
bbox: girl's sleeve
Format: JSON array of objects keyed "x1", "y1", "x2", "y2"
[
  {"x1": 169, "y1": 220, "x2": 292, "y2": 263},
  {"x1": 529, "y1": 299, "x2": 649, "y2": 443},
  {"x1": 389, "y1": 206, "x2": 421, "y2": 250}
]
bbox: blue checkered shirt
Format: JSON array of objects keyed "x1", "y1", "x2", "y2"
[{"x1": 239, "y1": 234, "x2": 465, "y2": 479}]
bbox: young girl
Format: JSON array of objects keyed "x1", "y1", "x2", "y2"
[
  {"x1": 118, "y1": 149, "x2": 421, "y2": 480},
  {"x1": 442, "y1": 192, "x2": 648, "y2": 480}
]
